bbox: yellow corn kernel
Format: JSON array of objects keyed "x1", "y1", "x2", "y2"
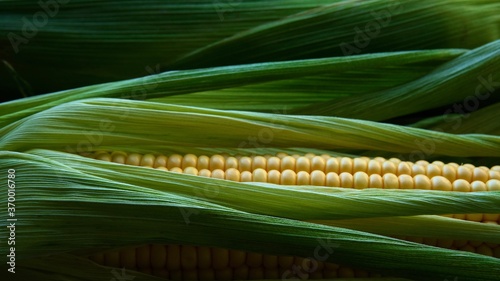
[
  {"x1": 326, "y1": 172, "x2": 340, "y2": 187},
  {"x1": 431, "y1": 176, "x2": 452, "y2": 191},
  {"x1": 281, "y1": 156, "x2": 296, "y2": 171},
  {"x1": 426, "y1": 164, "x2": 442, "y2": 178},
  {"x1": 397, "y1": 162, "x2": 411, "y2": 176},
  {"x1": 184, "y1": 269, "x2": 198, "y2": 280},
  {"x1": 339, "y1": 172, "x2": 354, "y2": 188},
  {"x1": 353, "y1": 158, "x2": 368, "y2": 173},
  {"x1": 167, "y1": 244, "x2": 181, "y2": 271},
  {"x1": 252, "y1": 168, "x2": 267, "y2": 183},
  {"x1": 197, "y1": 246, "x2": 212, "y2": 270},
  {"x1": 248, "y1": 268, "x2": 264, "y2": 280},
  {"x1": 197, "y1": 155, "x2": 210, "y2": 170},
  {"x1": 471, "y1": 181, "x2": 487, "y2": 192},
  {"x1": 181, "y1": 245, "x2": 197, "y2": 270},
  {"x1": 414, "y1": 174, "x2": 431, "y2": 190},
  {"x1": 119, "y1": 247, "x2": 136, "y2": 269},
  {"x1": 311, "y1": 156, "x2": 326, "y2": 172},
  {"x1": 211, "y1": 169, "x2": 225, "y2": 179},
  {"x1": 225, "y1": 168, "x2": 240, "y2": 182},
  {"x1": 252, "y1": 156, "x2": 267, "y2": 170},
  {"x1": 210, "y1": 155, "x2": 225, "y2": 170},
  {"x1": 267, "y1": 170, "x2": 280, "y2": 184},
  {"x1": 473, "y1": 167, "x2": 489, "y2": 182},
  {"x1": 457, "y1": 166, "x2": 473, "y2": 182},
  {"x1": 246, "y1": 252, "x2": 263, "y2": 268},
  {"x1": 184, "y1": 167, "x2": 199, "y2": 176},
  {"x1": 225, "y1": 157, "x2": 238, "y2": 169},
  {"x1": 442, "y1": 164, "x2": 457, "y2": 182},
  {"x1": 199, "y1": 169, "x2": 212, "y2": 178},
  {"x1": 411, "y1": 164, "x2": 426, "y2": 176},
  {"x1": 337, "y1": 266, "x2": 355, "y2": 278},
  {"x1": 382, "y1": 161, "x2": 397, "y2": 175},
  {"x1": 229, "y1": 249, "x2": 246, "y2": 268},
  {"x1": 136, "y1": 245, "x2": 154, "y2": 269},
  {"x1": 453, "y1": 179, "x2": 471, "y2": 192},
  {"x1": 153, "y1": 154, "x2": 168, "y2": 168},
  {"x1": 340, "y1": 157, "x2": 353, "y2": 173},
  {"x1": 169, "y1": 167, "x2": 183, "y2": 173},
  {"x1": 281, "y1": 169, "x2": 297, "y2": 185},
  {"x1": 167, "y1": 154, "x2": 183, "y2": 169},
  {"x1": 310, "y1": 170, "x2": 326, "y2": 186},
  {"x1": 211, "y1": 248, "x2": 229, "y2": 270},
  {"x1": 126, "y1": 153, "x2": 142, "y2": 166},
  {"x1": 399, "y1": 174, "x2": 414, "y2": 189},
  {"x1": 104, "y1": 250, "x2": 120, "y2": 268},
  {"x1": 151, "y1": 244, "x2": 167, "y2": 269},
  {"x1": 262, "y1": 254, "x2": 278, "y2": 269},
  {"x1": 296, "y1": 157, "x2": 311, "y2": 173},
  {"x1": 369, "y1": 174, "x2": 383, "y2": 188},
  {"x1": 241, "y1": 171, "x2": 253, "y2": 182},
  {"x1": 367, "y1": 159, "x2": 382, "y2": 175},
  {"x1": 353, "y1": 171, "x2": 369, "y2": 189},
  {"x1": 267, "y1": 157, "x2": 281, "y2": 171},
  {"x1": 383, "y1": 173, "x2": 399, "y2": 189},
  {"x1": 297, "y1": 171, "x2": 310, "y2": 185},
  {"x1": 325, "y1": 158, "x2": 340, "y2": 174},
  {"x1": 182, "y1": 154, "x2": 197, "y2": 169},
  {"x1": 198, "y1": 268, "x2": 215, "y2": 280}
]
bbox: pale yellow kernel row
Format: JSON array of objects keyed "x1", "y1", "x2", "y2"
[
  {"x1": 153, "y1": 165, "x2": 500, "y2": 193},
  {"x1": 404, "y1": 235, "x2": 500, "y2": 258},
  {"x1": 91, "y1": 151, "x2": 500, "y2": 183},
  {"x1": 88, "y1": 244, "x2": 381, "y2": 280}
]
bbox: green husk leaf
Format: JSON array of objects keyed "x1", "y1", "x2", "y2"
[
  {"x1": 411, "y1": 102, "x2": 500, "y2": 135},
  {"x1": 293, "y1": 39, "x2": 500, "y2": 120},
  {"x1": 0, "y1": 49, "x2": 465, "y2": 128},
  {"x1": 2, "y1": 98, "x2": 500, "y2": 157},
  {"x1": 171, "y1": 0, "x2": 500, "y2": 69},
  {"x1": 148, "y1": 62, "x2": 445, "y2": 112},
  {"x1": 0, "y1": 0, "x2": 336, "y2": 94},
  {"x1": 311, "y1": 215, "x2": 500, "y2": 244}
]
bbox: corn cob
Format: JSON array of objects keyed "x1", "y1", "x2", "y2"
[
  {"x1": 84, "y1": 151, "x2": 500, "y2": 263},
  {"x1": 87, "y1": 240, "x2": 500, "y2": 280},
  {"x1": 88, "y1": 244, "x2": 384, "y2": 280},
  {"x1": 89, "y1": 151, "x2": 500, "y2": 224}
]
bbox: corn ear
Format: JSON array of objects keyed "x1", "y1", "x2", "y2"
[{"x1": 2, "y1": 150, "x2": 500, "y2": 281}]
